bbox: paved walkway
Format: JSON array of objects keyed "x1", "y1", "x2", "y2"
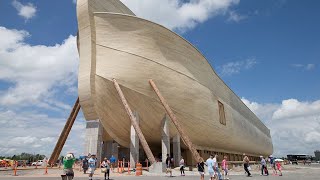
[{"x1": 1, "y1": 164, "x2": 319, "y2": 180}]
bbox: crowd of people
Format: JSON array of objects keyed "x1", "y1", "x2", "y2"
[
  {"x1": 258, "y1": 155, "x2": 283, "y2": 177},
  {"x1": 61, "y1": 152, "x2": 283, "y2": 180},
  {"x1": 195, "y1": 153, "x2": 283, "y2": 180},
  {"x1": 61, "y1": 153, "x2": 101, "y2": 180},
  {"x1": 196, "y1": 154, "x2": 228, "y2": 180}
]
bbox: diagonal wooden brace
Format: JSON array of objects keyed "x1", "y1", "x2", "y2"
[
  {"x1": 112, "y1": 78, "x2": 156, "y2": 164},
  {"x1": 149, "y1": 79, "x2": 202, "y2": 163},
  {"x1": 49, "y1": 97, "x2": 81, "y2": 165}
]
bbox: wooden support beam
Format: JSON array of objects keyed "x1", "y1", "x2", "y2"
[
  {"x1": 48, "y1": 98, "x2": 81, "y2": 165},
  {"x1": 112, "y1": 78, "x2": 156, "y2": 164},
  {"x1": 149, "y1": 79, "x2": 202, "y2": 163}
]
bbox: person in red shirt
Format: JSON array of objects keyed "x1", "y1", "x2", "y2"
[
  {"x1": 276, "y1": 161, "x2": 283, "y2": 176},
  {"x1": 222, "y1": 156, "x2": 229, "y2": 180}
]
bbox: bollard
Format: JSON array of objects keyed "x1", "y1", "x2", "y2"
[
  {"x1": 13, "y1": 161, "x2": 18, "y2": 176},
  {"x1": 44, "y1": 160, "x2": 48, "y2": 175},
  {"x1": 121, "y1": 158, "x2": 126, "y2": 173},
  {"x1": 121, "y1": 159, "x2": 123, "y2": 173},
  {"x1": 146, "y1": 159, "x2": 149, "y2": 171},
  {"x1": 122, "y1": 161, "x2": 125, "y2": 173},
  {"x1": 119, "y1": 161, "x2": 123, "y2": 173},
  {"x1": 127, "y1": 161, "x2": 130, "y2": 174},
  {"x1": 117, "y1": 160, "x2": 119, "y2": 173}
]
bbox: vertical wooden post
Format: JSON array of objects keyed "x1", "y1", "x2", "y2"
[
  {"x1": 112, "y1": 78, "x2": 156, "y2": 164},
  {"x1": 149, "y1": 79, "x2": 202, "y2": 163}
]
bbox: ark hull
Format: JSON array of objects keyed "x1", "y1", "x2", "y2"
[{"x1": 77, "y1": 0, "x2": 273, "y2": 158}]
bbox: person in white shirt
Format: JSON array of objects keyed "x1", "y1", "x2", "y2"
[
  {"x1": 88, "y1": 154, "x2": 97, "y2": 180},
  {"x1": 213, "y1": 154, "x2": 222, "y2": 180},
  {"x1": 101, "y1": 157, "x2": 110, "y2": 180},
  {"x1": 206, "y1": 155, "x2": 215, "y2": 180},
  {"x1": 179, "y1": 156, "x2": 185, "y2": 176}
]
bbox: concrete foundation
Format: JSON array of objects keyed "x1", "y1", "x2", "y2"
[
  {"x1": 84, "y1": 120, "x2": 103, "y2": 163},
  {"x1": 172, "y1": 134, "x2": 181, "y2": 167},
  {"x1": 161, "y1": 114, "x2": 170, "y2": 172},
  {"x1": 101, "y1": 141, "x2": 112, "y2": 159},
  {"x1": 149, "y1": 162, "x2": 164, "y2": 173},
  {"x1": 102, "y1": 141, "x2": 119, "y2": 161},
  {"x1": 130, "y1": 112, "x2": 139, "y2": 168}
]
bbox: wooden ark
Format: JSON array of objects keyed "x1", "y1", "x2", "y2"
[{"x1": 76, "y1": 0, "x2": 273, "y2": 162}]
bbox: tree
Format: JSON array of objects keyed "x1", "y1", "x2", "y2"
[{"x1": 0, "y1": 153, "x2": 46, "y2": 161}]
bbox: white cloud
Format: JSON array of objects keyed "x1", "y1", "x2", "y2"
[
  {"x1": 12, "y1": 0, "x2": 37, "y2": 21},
  {"x1": 272, "y1": 99, "x2": 320, "y2": 120},
  {"x1": 306, "y1": 64, "x2": 316, "y2": 70},
  {"x1": 0, "y1": 27, "x2": 28, "y2": 51},
  {"x1": 242, "y1": 98, "x2": 320, "y2": 157},
  {"x1": 120, "y1": 0, "x2": 240, "y2": 31},
  {"x1": 227, "y1": 10, "x2": 247, "y2": 22},
  {"x1": 291, "y1": 63, "x2": 316, "y2": 71},
  {"x1": 0, "y1": 26, "x2": 78, "y2": 111},
  {"x1": 9, "y1": 136, "x2": 38, "y2": 146},
  {"x1": 40, "y1": 137, "x2": 55, "y2": 143},
  {"x1": 241, "y1": 98, "x2": 279, "y2": 122},
  {"x1": 0, "y1": 109, "x2": 86, "y2": 156},
  {"x1": 0, "y1": 26, "x2": 82, "y2": 157},
  {"x1": 218, "y1": 58, "x2": 257, "y2": 76}
]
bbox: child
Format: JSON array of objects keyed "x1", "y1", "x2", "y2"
[
  {"x1": 197, "y1": 158, "x2": 205, "y2": 180},
  {"x1": 276, "y1": 161, "x2": 283, "y2": 176}
]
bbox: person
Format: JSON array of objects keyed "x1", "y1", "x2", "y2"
[
  {"x1": 260, "y1": 156, "x2": 268, "y2": 176},
  {"x1": 165, "y1": 154, "x2": 173, "y2": 177},
  {"x1": 243, "y1": 153, "x2": 251, "y2": 177},
  {"x1": 206, "y1": 155, "x2": 216, "y2": 180},
  {"x1": 101, "y1": 157, "x2": 110, "y2": 180},
  {"x1": 88, "y1": 154, "x2": 97, "y2": 180},
  {"x1": 222, "y1": 156, "x2": 229, "y2": 180},
  {"x1": 62, "y1": 152, "x2": 76, "y2": 180},
  {"x1": 179, "y1": 156, "x2": 185, "y2": 176},
  {"x1": 82, "y1": 157, "x2": 89, "y2": 174},
  {"x1": 269, "y1": 155, "x2": 277, "y2": 175},
  {"x1": 197, "y1": 158, "x2": 205, "y2": 180},
  {"x1": 276, "y1": 161, "x2": 283, "y2": 176},
  {"x1": 109, "y1": 155, "x2": 116, "y2": 172},
  {"x1": 213, "y1": 154, "x2": 222, "y2": 180}
]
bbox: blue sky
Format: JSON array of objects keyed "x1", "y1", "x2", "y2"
[{"x1": 0, "y1": 0, "x2": 319, "y2": 158}]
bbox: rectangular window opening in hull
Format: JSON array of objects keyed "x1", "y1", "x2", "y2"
[{"x1": 218, "y1": 101, "x2": 226, "y2": 125}]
